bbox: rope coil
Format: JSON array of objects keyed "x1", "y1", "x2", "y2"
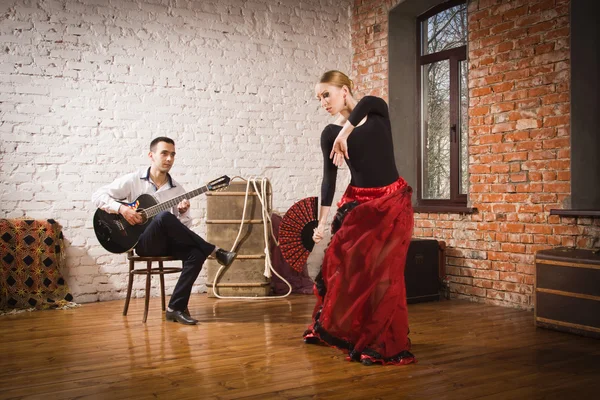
[{"x1": 211, "y1": 176, "x2": 292, "y2": 299}]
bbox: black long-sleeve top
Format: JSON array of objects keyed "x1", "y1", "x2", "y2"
[{"x1": 320, "y1": 96, "x2": 399, "y2": 206}]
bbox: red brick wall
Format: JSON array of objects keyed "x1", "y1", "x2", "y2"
[
  {"x1": 352, "y1": 0, "x2": 391, "y2": 98},
  {"x1": 352, "y1": 0, "x2": 600, "y2": 309}
]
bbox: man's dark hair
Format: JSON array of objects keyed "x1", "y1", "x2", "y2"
[{"x1": 150, "y1": 137, "x2": 175, "y2": 152}]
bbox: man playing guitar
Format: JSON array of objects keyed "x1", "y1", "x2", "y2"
[{"x1": 92, "y1": 136, "x2": 236, "y2": 325}]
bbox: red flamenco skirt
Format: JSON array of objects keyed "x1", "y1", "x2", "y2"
[{"x1": 304, "y1": 177, "x2": 415, "y2": 366}]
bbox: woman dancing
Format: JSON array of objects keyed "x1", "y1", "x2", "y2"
[{"x1": 303, "y1": 70, "x2": 415, "y2": 366}]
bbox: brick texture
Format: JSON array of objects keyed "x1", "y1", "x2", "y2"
[
  {"x1": 352, "y1": 0, "x2": 600, "y2": 309},
  {"x1": 0, "y1": 0, "x2": 352, "y2": 302},
  {"x1": 2, "y1": 0, "x2": 598, "y2": 309}
]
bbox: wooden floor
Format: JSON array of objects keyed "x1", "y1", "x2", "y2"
[{"x1": 1, "y1": 295, "x2": 599, "y2": 400}]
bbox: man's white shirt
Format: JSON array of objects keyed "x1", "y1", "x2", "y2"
[{"x1": 91, "y1": 167, "x2": 192, "y2": 228}]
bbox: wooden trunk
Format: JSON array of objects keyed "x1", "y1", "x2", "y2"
[
  {"x1": 205, "y1": 181, "x2": 273, "y2": 297},
  {"x1": 535, "y1": 247, "x2": 600, "y2": 338},
  {"x1": 405, "y1": 239, "x2": 445, "y2": 304}
]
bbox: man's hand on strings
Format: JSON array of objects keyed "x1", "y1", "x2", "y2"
[{"x1": 177, "y1": 199, "x2": 190, "y2": 214}]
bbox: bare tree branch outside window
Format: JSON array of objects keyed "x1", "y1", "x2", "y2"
[{"x1": 420, "y1": 3, "x2": 467, "y2": 202}]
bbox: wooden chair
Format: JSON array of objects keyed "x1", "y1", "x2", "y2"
[{"x1": 122, "y1": 251, "x2": 183, "y2": 323}]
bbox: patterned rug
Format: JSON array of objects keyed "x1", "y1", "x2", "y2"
[{"x1": 0, "y1": 218, "x2": 75, "y2": 313}]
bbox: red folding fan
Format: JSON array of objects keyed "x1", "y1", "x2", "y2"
[{"x1": 278, "y1": 197, "x2": 319, "y2": 272}]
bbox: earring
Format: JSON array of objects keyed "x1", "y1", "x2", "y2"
[{"x1": 344, "y1": 95, "x2": 347, "y2": 107}]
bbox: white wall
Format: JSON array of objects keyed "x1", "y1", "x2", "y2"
[{"x1": 0, "y1": 0, "x2": 352, "y2": 302}]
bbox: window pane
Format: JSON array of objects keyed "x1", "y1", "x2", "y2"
[
  {"x1": 422, "y1": 3, "x2": 467, "y2": 55},
  {"x1": 422, "y1": 60, "x2": 450, "y2": 200},
  {"x1": 459, "y1": 59, "x2": 468, "y2": 195}
]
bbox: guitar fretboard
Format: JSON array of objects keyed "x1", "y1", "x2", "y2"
[{"x1": 145, "y1": 186, "x2": 208, "y2": 217}]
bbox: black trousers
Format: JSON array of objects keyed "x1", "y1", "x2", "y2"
[{"x1": 135, "y1": 211, "x2": 215, "y2": 311}]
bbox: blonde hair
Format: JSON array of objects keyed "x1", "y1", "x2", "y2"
[{"x1": 319, "y1": 70, "x2": 354, "y2": 96}]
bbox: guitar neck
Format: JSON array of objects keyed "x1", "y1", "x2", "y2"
[{"x1": 145, "y1": 186, "x2": 208, "y2": 217}]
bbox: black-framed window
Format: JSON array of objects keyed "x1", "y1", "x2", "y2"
[{"x1": 417, "y1": 0, "x2": 468, "y2": 207}]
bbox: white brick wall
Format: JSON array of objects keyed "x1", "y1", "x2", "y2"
[{"x1": 0, "y1": 0, "x2": 352, "y2": 303}]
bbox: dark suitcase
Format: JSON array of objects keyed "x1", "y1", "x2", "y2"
[
  {"x1": 405, "y1": 239, "x2": 446, "y2": 304},
  {"x1": 535, "y1": 247, "x2": 600, "y2": 338}
]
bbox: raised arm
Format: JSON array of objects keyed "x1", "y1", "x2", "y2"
[
  {"x1": 330, "y1": 96, "x2": 389, "y2": 167},
  {"x1": 347, "y1": 95, "x2": 389, "y2": 126}
]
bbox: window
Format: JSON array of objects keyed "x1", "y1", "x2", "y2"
[{"x1": 417, "y1": 0, "x2": 467, "y2": 206}]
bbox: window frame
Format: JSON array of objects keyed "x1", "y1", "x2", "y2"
[{"x1": 416, "y1": 0, "x2": 468, "y2": 209}]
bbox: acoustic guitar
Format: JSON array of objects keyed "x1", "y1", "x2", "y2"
[{"x1": 93, "y1": 175, "x2": 230, "y2": 254}]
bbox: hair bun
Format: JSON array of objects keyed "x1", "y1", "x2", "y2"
[{"x1": 319, "y1": 70, "x2": 354, "y2": 95}]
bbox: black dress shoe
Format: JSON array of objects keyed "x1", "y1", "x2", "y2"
[
  {"x1": 215, "y1": 248, "x2": 236, "y2": 267},
  {"x1": 182, "y1": 308, "x2": 197, "y2": 323},
  {"x1": 166, "y1": 310, "x2": 197, "y2": 325}
]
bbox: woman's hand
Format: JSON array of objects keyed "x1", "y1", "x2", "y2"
[
  {"x1": 329, "y1": 120, "x2": 354, "y2": 167},
  {"x1": 312, "y1": 223, "x2": 326, "y2": 244},
  {"x1": 329, "y1": 134, "x2": 349, "y2": 167},
  {"x1": 313, "y1": 206, "x2": 331, "y2": 245}
]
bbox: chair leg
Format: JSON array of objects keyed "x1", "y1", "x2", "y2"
[
  {"x1": 159, "y1": 261, "x2": 166, "y2": 311},
  {"x1": 123, "y1": 259, "x2": 134, "y2": 316},
  {"x1": 143, "y1": 260, "x2": 151, "y2": 323}
]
